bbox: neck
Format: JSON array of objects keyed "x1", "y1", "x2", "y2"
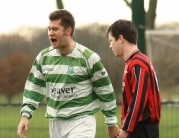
[
  {"x1": 57, "y1": 40, "x2": 75, "y2": 56},
  {"x1": 123, "y1": 44, "x2": 138, "y2": 60}
]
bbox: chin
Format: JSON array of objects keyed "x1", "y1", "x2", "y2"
[
  {"x1": 114, "y1": 53, "x2": 118, "y2": 57},
  {"x1": 51, "y1": 45, "x2": 57, "y2": 49},
  {"x1": 116, "y1": 54, "x2": 121, "y2": 57}
]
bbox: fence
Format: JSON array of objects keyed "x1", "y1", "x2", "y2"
[
  {"x1": 0, "y1": 30, "x2": 179, "y2": 137},
  {"x1": 0, "y1": 103, "x2": 179, "y2": 138},
  {"x1": 146, "y1": 30, "x2": 179, "y2": 101}
]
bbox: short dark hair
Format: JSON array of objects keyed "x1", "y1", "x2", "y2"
[
  {"x1": 49, "y1": 9, "x2": 75, "y2": 36},
  {"x1": 107, "y1": 19, "x2": 138, "y2": 44}
]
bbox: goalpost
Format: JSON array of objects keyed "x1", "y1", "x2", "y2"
[
  {"x1": 145, "y1": 30, "x2": 179, "y2": 61},
  {"x1": 145, "y1": 30, "x2": 179, "y2": 101}
]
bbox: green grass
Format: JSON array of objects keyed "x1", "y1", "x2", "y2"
[{"x1": 0, "y1": 105, "x2": 179, "y2": 138}]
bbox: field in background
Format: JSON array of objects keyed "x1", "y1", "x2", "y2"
[{"x1": 0, "y1": 105, "x2": 179, "y2": 138}]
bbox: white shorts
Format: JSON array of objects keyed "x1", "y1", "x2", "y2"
[{"x1": 49, "y1": 115, "x2": 96, "y2": 138}]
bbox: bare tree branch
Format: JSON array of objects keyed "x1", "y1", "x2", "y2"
[{"x1": 123, "y1": 0, "x2": 132, "y2": 8}]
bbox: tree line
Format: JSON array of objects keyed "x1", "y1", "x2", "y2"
[{"x1": 0, "y1": 22, "x2": 179, "y2": 103}]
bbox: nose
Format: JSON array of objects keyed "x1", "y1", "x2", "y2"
[
  {"x1": 109, "y1": 44, "x2": 112, "y2": 49},
  {"x1": 48, "y1": 29, "x2": 55, "y2": 37}
]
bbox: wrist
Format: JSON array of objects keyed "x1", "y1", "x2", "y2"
[
  {"x1": 21, "y1": 112, "x2": 30, "y2": 119},
  {"x1": 107, "y1": 124, "x2": 116, "y2": 127}
]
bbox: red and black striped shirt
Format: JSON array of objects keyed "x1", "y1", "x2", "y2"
[{"x1": 120, "y1": 49, "x2": 161, "y2": 132}]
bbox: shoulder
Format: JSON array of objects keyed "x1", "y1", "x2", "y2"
[
  {"x1": 36, "y1": 46, "x2": 54, "y2": 61},
  {"x1": 129, "y1": 52, "x2": 151, "y2": 69},
  {"x1": 76, "y1": 43, "x2": 100, "y2": 60},
  {"x1": 40, "y1": 46, "x2": 54, "y2": 56}
]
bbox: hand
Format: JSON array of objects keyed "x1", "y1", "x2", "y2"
[
  {"x1": 117, "y1": 129, "x2": 129, "y2": 138},
  {"x1": 17, "y1": 116, "x2": 29, "y2": 138},
  {"x1": 107, "y1": 124, "x2": 120, "y2": 138}
]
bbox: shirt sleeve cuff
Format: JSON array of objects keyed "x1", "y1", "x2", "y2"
[
  {"x1": 21, "y1": 112, "x2": 31, "y2": 119},
  {"x1": 105, "y1": 116, "x2": 118, "y2": 126}
]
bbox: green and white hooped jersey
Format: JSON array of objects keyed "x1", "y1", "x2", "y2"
[{"x1": 21, "y1": 42, "x2": 117, "y2": 126}]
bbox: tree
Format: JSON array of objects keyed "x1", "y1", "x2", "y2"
[
  {"x1": 132, "y1": 0, "x2": 146, "y2": 53},
  {"x1": 124, "y1": 0, "x2": 158, "y2": 29},
  {"x1": 56, "y1": 0, "x2": 64, "y2": 9},
  {"x1": 0, "y1": 52, "x2": 33, "y2": 104}
]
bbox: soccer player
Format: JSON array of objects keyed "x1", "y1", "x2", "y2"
[
  {"x1": 106, "y1": 19, "x2": 161, "y2": 138},
  {"x1": 17, "y1": 9, "x2": 120, "y2": 138}
]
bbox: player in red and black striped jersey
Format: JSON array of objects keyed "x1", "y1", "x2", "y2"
[{"x1": 107, "y1": 19, "x2": 161, "y2": 138}]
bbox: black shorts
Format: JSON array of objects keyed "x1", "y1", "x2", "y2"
[{"x1": 128, "y1": 122, "x2": 159, "y2": 138}]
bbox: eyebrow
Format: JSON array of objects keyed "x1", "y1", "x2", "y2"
[
  {"x1": 48, "y1": 26, "x2": 57, "y2": 28},
  {"x1": 48, "y1": 26, "x2": 59, "y2": 30}
]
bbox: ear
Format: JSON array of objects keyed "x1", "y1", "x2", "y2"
[
  {"x1": 65, "y1": 27, "x2": 72, "y2": 36},
  {"x1": 119, "y1": 35, "x2": 124, "y2": 42}
]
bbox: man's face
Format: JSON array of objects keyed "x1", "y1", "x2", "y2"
[
  {"x1": 48, "y1": 19, "x2": 67, "y2": 49},
  {"x1": 108, "y1": 32, "x2": 123, "y2": 57}
]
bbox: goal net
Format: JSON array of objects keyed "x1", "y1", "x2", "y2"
[{"x1": 146, "y1": 30, "x2": 179, "y2": 101}]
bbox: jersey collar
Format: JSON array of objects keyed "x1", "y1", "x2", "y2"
[{"x1": 125, "y1": 49, "x2": 140, "y2": 63}]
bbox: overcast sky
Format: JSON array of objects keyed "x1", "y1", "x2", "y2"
[{"x1": 0, "y1": 0, "x2": 179, "y2": 33}]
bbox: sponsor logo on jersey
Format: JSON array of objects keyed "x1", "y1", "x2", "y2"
[
  {"x1": 50, "y1": 87, "x2": 77, "y2": 99},
  {"x1": 44, "y1": 68, "x2": 54, "y2": 71},
  {"x1": 122, "y1": 82, "x2": 125, "y2": 93},
  {"x1": 124, "y1": 70, "x2": 128, "y2": 74},
  {"x1": 101, "y1": 71, "x2": 105, "y2": 75}
]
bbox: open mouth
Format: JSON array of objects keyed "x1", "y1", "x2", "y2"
[{"x1": 50, "y1": 38, "x2": 57, "y2": 44}]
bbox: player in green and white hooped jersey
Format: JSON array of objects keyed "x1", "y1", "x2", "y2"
[{"x1": 17, "y1": 9, "x2": 120, "y2": 138}]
